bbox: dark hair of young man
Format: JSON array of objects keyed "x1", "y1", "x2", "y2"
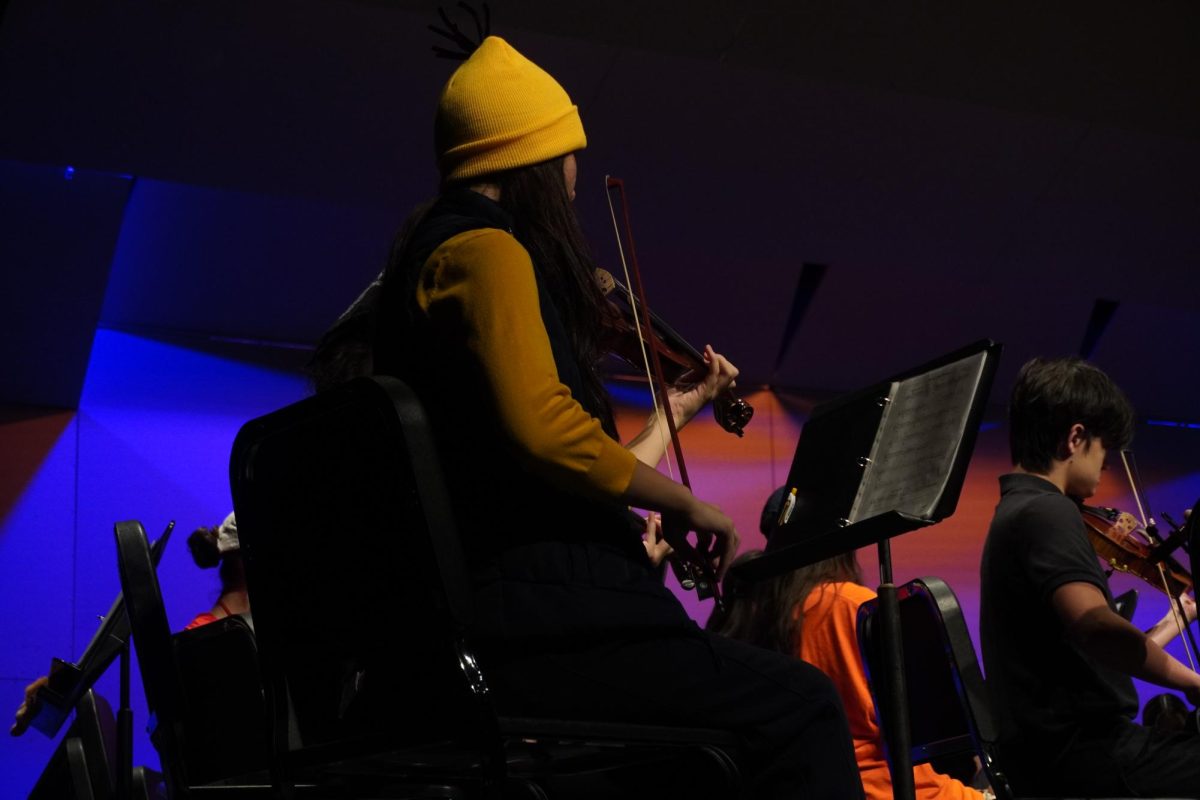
[{"x1": 1008, "y1": 357, "x2": 1135, "y2": 473}]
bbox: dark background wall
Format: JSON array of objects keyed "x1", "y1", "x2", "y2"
[{"x1": 2, "y1": 1, "x2": 1199, "y2": 794}]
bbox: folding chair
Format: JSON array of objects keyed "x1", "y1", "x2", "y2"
[
  {"x1": 229, "y1": 375, "x2": 741, "y2": 799},
  {"x1": 857, "y1": 576, "x2": 1012, "y2": 799},
  {"x1": 114, "y1": 520, "x2": 273, "y2": 797},
  {"x1": 28, "y1": 690, "x2": 162, "y2": 800},
  {"x1": 856, "y1": 576, "x2": 1172, "y2": 800}
]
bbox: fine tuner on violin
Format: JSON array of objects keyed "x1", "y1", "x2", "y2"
[{"x1": 595, "y1": 268, "x2": 754, "y2": 438}]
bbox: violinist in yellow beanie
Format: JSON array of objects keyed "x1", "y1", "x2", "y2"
[
  {"x1": 435, "y1": 36, "x2": 587, "y2": 183},
  {"x1": 357, "y1": 25, "x2": 864, "y2": 798}
]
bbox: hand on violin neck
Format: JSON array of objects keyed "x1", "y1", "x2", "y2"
[
  {"x1": 1147, "y1": 593, "x2": 1198, "y2": 648},
  {"x1": 665, "y1": 345, "x2": 739, "y2": 427},
  {"x1": 624, "y1": 346, "x2": 740, "y2": 468},
  {"x1": 1179, "y1": 593, "x2": 1196, "y2": 624}
]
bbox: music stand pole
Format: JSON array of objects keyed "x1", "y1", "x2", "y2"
[
  {"x1": 117, "y1": 642, "x2": 133, "y2": 800},
  {"x1": 877, "y1": 538, "x2": 915, "y2": 800}
]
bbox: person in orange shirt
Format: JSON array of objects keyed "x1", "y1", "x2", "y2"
[
  {"x1": 12, "y1": 513, "x2": 251, "y2": 737},
  {"x1": 183, "y1": 512, "x2": 251, "y2": 631},
  {"x1": 709, "y1": 543, "x2": 986, "y2": 800}
]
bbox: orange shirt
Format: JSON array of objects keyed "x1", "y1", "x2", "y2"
[{"x1": 798, "y1": 582, "x2": 984, "y2": 800}]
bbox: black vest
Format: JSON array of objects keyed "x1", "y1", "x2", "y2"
[{"x1": 373, "y1": 190, "x2": 689, "y2": 640}]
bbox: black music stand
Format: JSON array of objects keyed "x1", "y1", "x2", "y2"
[
  {"x1": 27, "y1": 522, "x2": 174, "y2": 799},
  {"x1": 734, "y1": 340, "x2": 1001, "y2": 800}
]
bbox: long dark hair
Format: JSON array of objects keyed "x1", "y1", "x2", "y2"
[
  {"x1": 485, "y1": 156, "x2": 617, "y2": 438},
  {"x1": 707, "y1": 550, "x2": 862, "y2": 655},
  {"x1": 439, "y1": 155, "x2": 619, "y2": 438},
  {"x1": 362, "y1": 157, "x2": 617, "y2": 436}
]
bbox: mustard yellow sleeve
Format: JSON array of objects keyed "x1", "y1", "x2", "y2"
[{"x1": 415, "y1": 227, "x2": 637, "y2": 500}]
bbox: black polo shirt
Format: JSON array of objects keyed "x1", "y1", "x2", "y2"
[{"x1": 979, "y1": 473, "x2": 1138, "y2": 778}]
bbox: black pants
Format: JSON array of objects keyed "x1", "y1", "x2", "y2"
[
  {"x1": 1014, "y1": 719, "x2": 1200, "y2": 797},
  {"x1": 481, "y1": 626, "x2": 865, "y2": 799}
]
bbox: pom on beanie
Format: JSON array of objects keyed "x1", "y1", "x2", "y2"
[{"x1": 435, "y1": 36, "x2": 586, "y2": 182}]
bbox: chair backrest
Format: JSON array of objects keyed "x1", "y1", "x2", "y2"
[
  {"x1": 115, "y1": 520, "x2": 271, "y2": 792},
  {"x1": 857, "y1": 576, "x2": 1009, "y2": 795},
  {"x1": 229, "y1": 376, "x2": 495, "y2": 774},
  {"x1": 1113, "y1": 588, "x2": 1139, "y2": 622},
  {"x1": 174, "y1": 615, "x2": 271, "y2": 784},
  {"x1": 116, "y1": 520, "x2": 188, "y2": 790},
  {"x1": 28, "y1": 690, "x2": 117, "y2": 800}
]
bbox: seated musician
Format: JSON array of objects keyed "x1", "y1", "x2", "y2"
[
  {"x1": 980, "y1": 356, "x2": 1200, "y2": 796},
  {"x1": 183, "y1": 512, "x2": 251, "y2": 631},
  {"x1": 366, "y1": 32, "x2": 864, "y2": 797},
  {"x1": 11, "y1": 513, "x2": 251, "y2": 736},
  {"x1": 708, "y1": 495, "x2": 987, "y2": 800}
]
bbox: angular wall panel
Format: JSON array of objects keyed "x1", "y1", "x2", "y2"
[{"x1": 0, "y1": 161, "x2": 133, "y2": 407}]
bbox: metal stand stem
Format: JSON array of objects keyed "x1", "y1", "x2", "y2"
[
  {"x1": 117, "y1": 643, "x2": 133, "y2": 800},
  {"x1": 877, "y1": 538, "x2": 915, "y2": 800}
]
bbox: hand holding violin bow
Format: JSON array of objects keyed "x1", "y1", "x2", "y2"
[
  {"x1": 660, "y1": 494, "x2": 741, "y2": 584},
  {"x1": 604, "y1": 174, "x2": 751, "y2": 606},
  {"x1": 1148, "y1": 592, "x2": 1199, "y2": 648}
]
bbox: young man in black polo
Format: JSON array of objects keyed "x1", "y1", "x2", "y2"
[{"x1": 980, "y1": 357, "x2": 1200, "y2": 797}]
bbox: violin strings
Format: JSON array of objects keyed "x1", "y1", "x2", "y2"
[
  {"x1": 1160, "y1": 563, "x2": 1198, "y2": 671},
  {"x1": 605, "y1": 176, "x2": 675, "y2": 482},
  {"x1": 1120, "y1": 450, "x2": 1151, "y2": 529}
]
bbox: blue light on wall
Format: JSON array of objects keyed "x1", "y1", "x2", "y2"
[
  {"x1": 605, "y1": 380, "x2": 656, "y2": 410},
  {"x1": 0, "y1": 328, "x2": 309, "y2": 795},
  {"x1": 1146, "y1": 419, "x2": 1200, "y2": 430}
]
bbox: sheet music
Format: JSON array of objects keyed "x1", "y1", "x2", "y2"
[{"x1": 849, "y1": 351, "x2": 988, "y2": 523}]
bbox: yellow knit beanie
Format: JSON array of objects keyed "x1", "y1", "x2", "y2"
[{"x1": 435, "y1": 36, "x2": 587, "y2": 183}]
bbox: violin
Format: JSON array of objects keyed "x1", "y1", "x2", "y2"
[
  {"x1": 1080, "y1": 504, "x2": 1193, "y2": 598},
  {"x1": 595, "y1": 268, "x2": 754, "y2": 437},
  {"x1": 603, "y1": 175, "x2": 748, "y2": 607},
  {"x1": 1083, "y1": 502, "x2": 1200, "y2": 679},
  {"x1": 1083, "y1": 450, "x2": 1200, "y2": 677}
]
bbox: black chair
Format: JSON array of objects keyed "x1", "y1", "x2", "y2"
[
  {"x1": 114, "y1": 520, "x2": 273, "y2": 797},
  {"x1": 228, "y1": 375, "x2": 741, "y2": 799},
  {"x1": 28, "y1": 689, "x2": 163, "y2": 800},
  {"x1": 856, "y1": 576, "x2": 1013, "y2": 799},
  {"x1": 1112, "y1": 589, "x2": 1138, "y2": 623},
  {"x1": 855, "y1": 578, "x2": 1177, "y2": 800}
]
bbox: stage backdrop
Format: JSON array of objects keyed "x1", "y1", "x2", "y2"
[{"x1": 3, "y1": 332, "x2": 1199, "y2": 794}]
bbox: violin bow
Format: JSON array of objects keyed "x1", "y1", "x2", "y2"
[
  {"x1": 1120, "y1": 449, "x2": 1199, "y2": 670},
  {"x1": 604, "y1": 175, "x2": 720, "y2": 605}
]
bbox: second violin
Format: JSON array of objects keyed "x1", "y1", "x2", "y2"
[{"x1": 1080, "y1": 504, "x2": 1192, "y2": 598}]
